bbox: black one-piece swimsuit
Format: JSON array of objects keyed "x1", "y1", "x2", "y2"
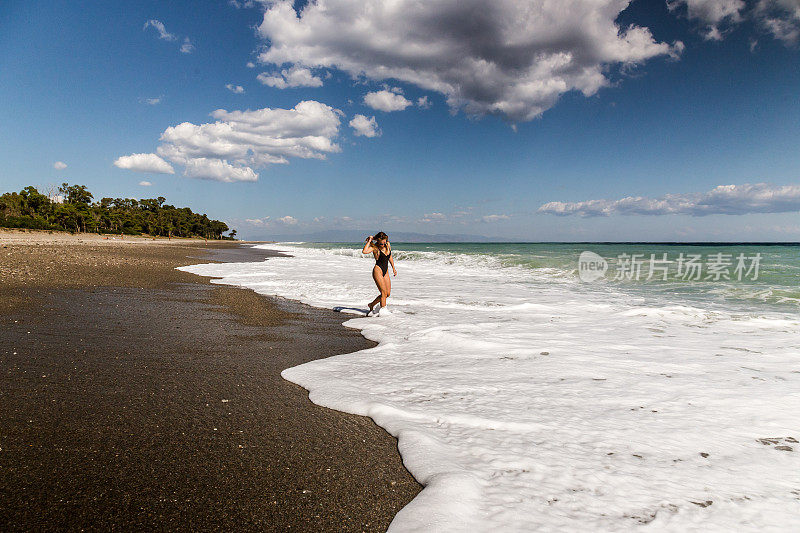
[{"x1": 376, "y1": 249, "x2": 390, "y2": 276}]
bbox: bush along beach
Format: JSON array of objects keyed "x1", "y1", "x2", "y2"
[{"x1": 0, "y1": 183, "x2": 235, "y2": 239}]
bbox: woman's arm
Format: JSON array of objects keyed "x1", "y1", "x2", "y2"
[
  {"x1": 388, "y1": 243, "x2": 397, "y2": 275},
  {"x1": 362, "y1": 235, "x2": 374, "y2": 254}
]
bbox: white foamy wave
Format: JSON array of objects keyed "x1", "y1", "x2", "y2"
[
  {"x1": 294, "y1": 245, "x2": 510, "y2": 270},
  {"x1": 179, "y1": 243, "x2": 800, "y2": 531},
  {"x1": 707, "y1": 283, "x2": 800, "y2": 306}
]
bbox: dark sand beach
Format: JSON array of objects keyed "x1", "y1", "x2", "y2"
[{"x1": 0, "y1": 233, "x2": 420, "y2": 531}]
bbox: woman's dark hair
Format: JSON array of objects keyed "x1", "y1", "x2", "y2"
[{"x1": 374, "y1": 231, "x2": 388, "y2": 240}]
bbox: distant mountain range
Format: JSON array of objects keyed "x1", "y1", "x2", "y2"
[{"x1": 244, "y1": 229, "x2": 513, "y2": 243}]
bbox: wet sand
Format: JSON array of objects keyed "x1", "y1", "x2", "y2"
[{"x1": 0, "y1": 233, "x2": 421, "y2": 531}]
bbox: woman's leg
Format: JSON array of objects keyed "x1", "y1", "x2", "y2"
[
  {"x1": 381, "y1": 272, "x2": 391, "y2": 307},
  {"x1": 368, "y1": 294, "x2": 381, "y2": 312},
  {"x1": 376, "y1": 269, "x2": 391, "y2": 308},
  {"x1": 369, "y1": 266, "x2": 385, "y2": 313}
]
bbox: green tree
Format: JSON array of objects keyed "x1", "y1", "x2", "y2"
[
  {"x1": 1, "y1": 184, "x2": 230, "y2": 239},
  {"x1": 59, "y1": 183, "x2": 93, "y2": 206}
]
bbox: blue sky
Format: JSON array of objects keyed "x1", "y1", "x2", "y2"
[{"x1": 1, "y1": 0, "x2": 799, "y2": 241}]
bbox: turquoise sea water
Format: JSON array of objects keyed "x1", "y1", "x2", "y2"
[{"x1": 293, "y1": 242, "x2": 800, "y2": 312}]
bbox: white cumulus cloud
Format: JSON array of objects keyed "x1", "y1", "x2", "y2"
[
  {"x1": 538, "y1": 183, "x2": 800, "y2": 217},
  {"x1": 244, "y1": 215, "x2": 297, "y2": 226},
  {"x1": 117, "y1": 101, "x2": 342, "y2": 183},
  {"x1": 229, "y1": 0, "x2": 261, "y2": 8},
  {"x1": 180, "y1": 37, "x2": 195, "y2": 54},
  {"x1": 349, "y1": 114, "x2": 381, "y2": 138},
  {"x1": 481, "y1": 214, "x2": 511, "y2": 223},
  {"x1": 183, "y1": 158, "x2": 258, "y2": 183},
  {"x1": 226, "y1": 84, "x2": 245, "y2": 94},
  {"x1": 113, "y1": 153, "x2": 175, "y2": 174},
  {"x1": 756, "y1": 0, "x2": 800, "y2": 44},
  {"x1": 256, "y1": 0, "x2": 682, "y2": 122},
  {"x1": 667, "y1": 0, "x2": 745, "y2": 40},
  {"x1": 418, "y1": 212, "x2": 447, "y2": 223},
  {"x1": 257, "y1": 66, "x2": 323, "y2": 89},
  {"x1": 139, "y1": 181, "x2": 152, "y2": 187},
  {"x1": 144, "y1": 19, "x2": 176, "y2": 41},
  {"x1": 364, "y1": 89, "x2": 412, "y2": 112},
  {"x1": 669, "y1": 0, "x2": 800, "y2": 44},
  {"x1": 144, "y1": 20, "x2": 195, "y2": 53},
  {"x1": 53, "y1": 161, "x2": 67, "y2": 170}
]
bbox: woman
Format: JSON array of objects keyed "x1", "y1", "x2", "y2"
[{"x1": 362, "y1": 231, "x2": 397, "y2": 315}]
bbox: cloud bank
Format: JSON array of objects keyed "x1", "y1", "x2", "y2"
[
  {"x1": 116, "y1": 101, "x2": 342, "y2": 183},
  {"x1": 255, "y1": 0, "x2": 682, "y2": 122},
  {"x1": 538, "y1": 183, "x2": 800, "y2": 217}
]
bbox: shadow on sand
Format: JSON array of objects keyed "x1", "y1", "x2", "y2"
[{"x1": 333, "y1": 305, "x2": 370, "y2": 315}]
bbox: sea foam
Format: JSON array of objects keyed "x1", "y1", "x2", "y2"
[{"x1": 179, "y1": 243, "x2": 800, "y2": 531}]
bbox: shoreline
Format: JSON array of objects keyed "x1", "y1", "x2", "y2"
[
  {"x1": 0, "y1": 235, "x2": 420, "y2": 531},
  {"x1": 183, "y1": 241, "x2": 800, "y2": 531}
]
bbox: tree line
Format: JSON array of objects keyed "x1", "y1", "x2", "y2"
[{"x1": 0, "y1": 183, "x2": 236, "y2": 240}]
